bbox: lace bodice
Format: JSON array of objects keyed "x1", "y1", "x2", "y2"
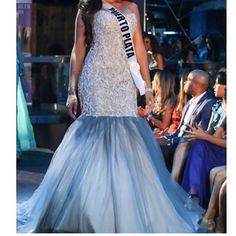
[{"x1": 78, "y1": 4, "x2": 138, "y2": 116}]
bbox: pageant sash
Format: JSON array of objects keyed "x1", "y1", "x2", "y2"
[{"x1": 103, "y1": 2, "x2": 146, "y2": 95}]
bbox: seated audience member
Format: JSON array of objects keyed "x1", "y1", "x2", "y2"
[
  {"x1": 181, "y1": 116, "x2": 226, "y2": 209},
  {"x1": 156, "y1": 69, "x2": 191, "y2": 138},
  {"x1": 175, "y1": 36, "x2": 198, "y2": 63},
  {"x1": 198, "y1": 166, "x2": 226, "y2": 232},
  {"x1": 143, "y1": 32, "x2": 165, "y2": 74},
  {"x1": 137, "y1": 70, "x2": 176, "y2": 135},
  {"x1": 198, "y1": 35, "x2": 207, "y2": 60},
  {"x1": 172, "y1": 70, "x2": 226, "y2": 181},
  {"x1": 158, "y1": 69, "x2": 216, "y2": 171},
  {"x1": 137, "y1": 34, "x2": 165, "y2": 108},
  {"x1": 205, "y1": 31, "x2": 226, "y2": 66}
]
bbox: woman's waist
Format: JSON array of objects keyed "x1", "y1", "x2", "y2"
[
  {"x1": 80, "y1": 104, "x2": 137, "y2": 117},
  {"x1": 89, "y1": 42, "x2": 124, "y2": 56}
]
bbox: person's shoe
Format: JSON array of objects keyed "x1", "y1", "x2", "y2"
[{"x1": 197, "y1": 218, "x2": 215, "y2": 233}]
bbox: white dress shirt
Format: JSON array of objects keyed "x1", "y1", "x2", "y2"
[{"x1": 178, "y1": 91, "x2": 207, "y2": 137}]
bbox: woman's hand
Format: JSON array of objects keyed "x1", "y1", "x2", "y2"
[
  {"x1": 184, "y1": 124, "x2": 209, "y2": 140},
  {"x1": 66, "y1": 94, "x2": 78, "y2": 120},
  {"x1": 148, "y1": 115, "x2": 156, "y2": 125},
  {"x1": 137, "y1": 106, "x2": 146, "y2": 117},
  {"x1": 145, "y1": 91, "x2": 154, "y2": 111}
]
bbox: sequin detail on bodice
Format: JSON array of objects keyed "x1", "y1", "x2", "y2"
[{"x1": 78, "y1": 6, "x2": 138, "y2": 116}]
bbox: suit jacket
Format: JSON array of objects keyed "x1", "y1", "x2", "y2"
[{"x1": 171, "y1": 91, "x2": 216, "y2": 144}]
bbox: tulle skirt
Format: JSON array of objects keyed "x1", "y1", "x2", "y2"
[{"x1": 17, "y1": 115, "x2": 204, "y2": 233}]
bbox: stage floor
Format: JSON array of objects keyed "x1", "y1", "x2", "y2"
[{"x1": 17, "y1": 148, "x2": 54, "y2": 203}]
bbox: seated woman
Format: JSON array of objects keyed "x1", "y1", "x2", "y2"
[
  {"x1": 181, "y1": 116, "x2": 226, "y2": 209},
  {"x1": 199, "y1": 166, "x2": 226, "y2": 232},
  {"x1": 171, "y1": 70, "x2": 227, "y2": 182},
  {"x1": 137, "y1": 69, "x2": 176, "y2": 135},
  {"x1": 156, "y1": 68, "x2": 191, "y2": 138}
]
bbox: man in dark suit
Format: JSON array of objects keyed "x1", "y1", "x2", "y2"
[{"x1": 158, "y1": 69, "x2": 216, "y2": 172}]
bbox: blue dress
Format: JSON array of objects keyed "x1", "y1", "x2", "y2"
[
  {"x1": 17, "y1": 4, "x2": 204, "y2": 233},
  {"x1": 181, "y1": 117, "x2": 226, "y2": 209},
  {"x1": 16, "y1": 41, "x2": 36, "y2": 154}
]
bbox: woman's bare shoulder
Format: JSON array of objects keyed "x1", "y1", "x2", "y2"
[
  {"x1": 165, "y1": 98, "x2": 176, "y2": 107},
  {"x1": 125, "y1": 1, "x2": 139, "y2": 14}
]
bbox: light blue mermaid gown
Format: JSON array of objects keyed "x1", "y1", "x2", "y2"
[{"x1": 17, "y1": 4, "x2": 204, "y2": 233}]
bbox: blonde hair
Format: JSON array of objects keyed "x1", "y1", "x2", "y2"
[{"x1": 152, "y1": 70, "x2": 176, "y2": 114}]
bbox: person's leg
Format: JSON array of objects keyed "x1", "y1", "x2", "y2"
[
  {"x1": 209, "y1": 166, "x2": 225, "y2": 192},
  {"x1": 215, "y1": 180, "x2": 227, "y2": 233},
  {"x1": 159, "y1": 144, "x2": 177, "y2": 172},
  {"x1": 182, "y1": 141, "x2": 226, "y2": 208},
  {"x1": 181, "y1": 141, "x2": 210, "y2": 207},
  {"x1": 201, "y1": 169, "x2": 226, "y2": 230},
  {"x1": 171, "y1": 141, "x2": 191, "y2": 182}
]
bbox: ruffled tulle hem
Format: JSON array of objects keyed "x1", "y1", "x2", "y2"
[{"x1": 17, "y1": 115, "x2": 204, "y2": 233}]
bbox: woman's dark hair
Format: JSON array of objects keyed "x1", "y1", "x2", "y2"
[
  {"x1": 216, "y1": 70, "x2": 226, "y2": 85},
  {"x1": 142, "y1": 32, "x2": 164, "y2": 57},
  {"x1": 78, "y1": 0, "x2": 132, "y2": 49},
  {"x1": 78, "y1": 0, "x2": 102, "y2": 48},
  {"x1": 206, "y1": 31, "x2": 226, "y2": 62}
]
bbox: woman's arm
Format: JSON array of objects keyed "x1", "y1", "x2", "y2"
[
  {"x1": 66, "y1": 10, "x2": 87, "y2": 119},
  {"x1": 155, "y1": 53, "x2": 165, "y2": 70},
  {"x1": 211, "y1": 126, "x2": 226, "y2": 148},
  {"x1": 129, "y1": 2, "x2": 154, "y2": 109},
  {"x1": 184, "y1": 124, "x2": 226, "y2": 148},
  {"x1": 149, "y1": 101, "x2": 175, "y2": 130}
]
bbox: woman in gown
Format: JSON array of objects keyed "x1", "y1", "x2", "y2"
[
  {"x1": 17, "y1": 0, "x2": 204, "y2": 233},
  {"x1": 16, "y1": 15, "x2": 36, "y2": 157}
]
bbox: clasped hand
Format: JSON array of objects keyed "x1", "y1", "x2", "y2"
[
  {"x1": 137, "y1": 91, "x2": 154, "y2": 117},
  {"x1": 183, "y1": 124, "x2": 207, "y2": 140},
  {"x1": 66, "y1": 94, "x2": 78, "y2": 120}
]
